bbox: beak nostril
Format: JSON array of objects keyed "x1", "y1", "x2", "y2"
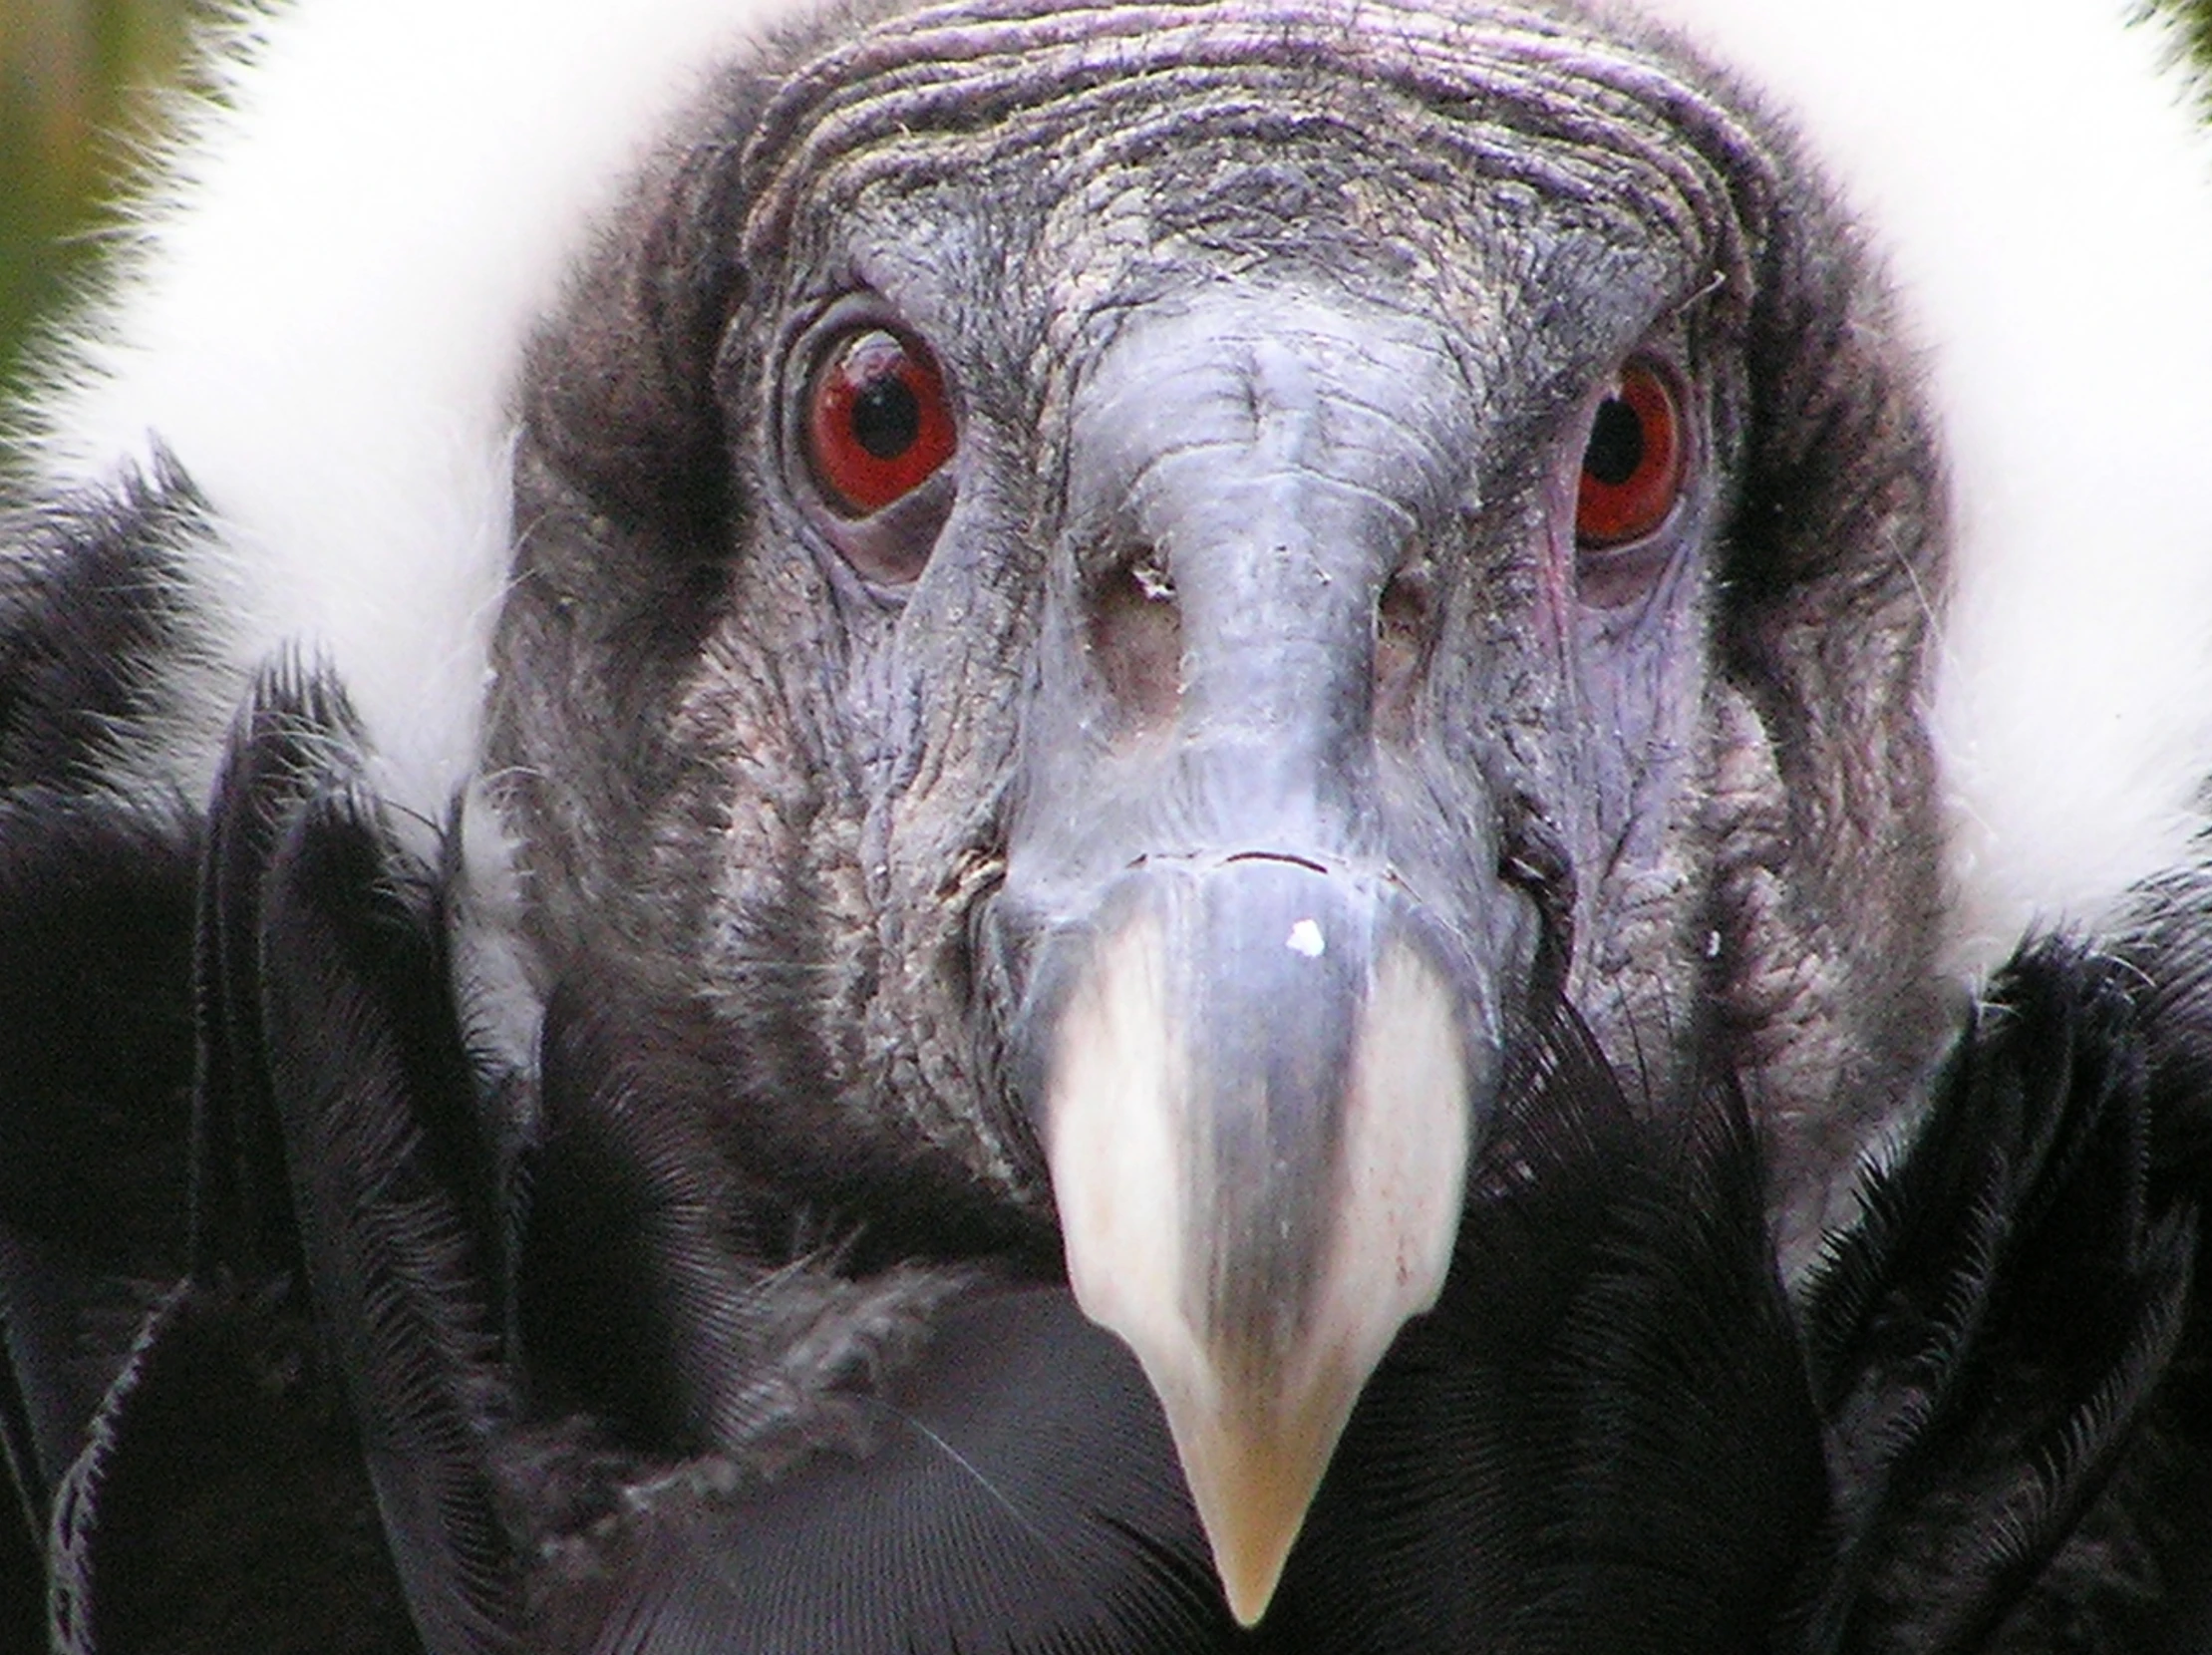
[
  {"x1": 1375, "y1": 560, "x2": 1431, "y2": 715},
  {"x1": 1090, "y1": 545, "x2": 1183, "y2": 735}
]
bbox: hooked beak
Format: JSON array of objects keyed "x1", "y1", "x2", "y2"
[
  {"x1": 1003, "y1": 287, "x2": 1511, "y2": 1624},
  {"x1": 1042, "y1": 858, "x2": 1477, "y2": 1625}
]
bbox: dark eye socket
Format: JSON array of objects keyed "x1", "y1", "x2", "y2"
[
  {"x1": 805, "y1": 327, "x2": 957, "y2": 517},
  {"x1": 1575, "y1": 362, "x2": 1686, "y2": 550}
]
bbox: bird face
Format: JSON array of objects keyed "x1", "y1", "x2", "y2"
[{"x1": 489, "y1": 0, "x2": 1952, "y2": 1618}]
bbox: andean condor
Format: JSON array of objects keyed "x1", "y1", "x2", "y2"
[{"x1": 2, "y1": 0, "x2": 2211, "y2": 1649}]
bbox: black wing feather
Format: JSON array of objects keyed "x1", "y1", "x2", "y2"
[
  {"x1": 528, "y1": 1288, "x2": 1235, "y2": 1655},
  {"x1": 244, "y1": 681, "x2": 521, "y2": 1654},
  {"x1": 1798, "y1": 942, "x2": 2207, "y2": 1655},
  {"x1": 0, "y1": 790, "x2": 196, "y2": 1505},
  {"x1": 38, "y1": 666, "x2": 520, "y2": 1654},
  {"x1": 44, "y1": 1276, "x2": 424, "y2": 1655}
]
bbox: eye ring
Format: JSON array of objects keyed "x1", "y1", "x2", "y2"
[
  {"x1": 804, "y1": 325, "x2": 958, "y2": 518},
  {"x1": 1574, "y1": 360, "x2": 1686, "y2": 550}
]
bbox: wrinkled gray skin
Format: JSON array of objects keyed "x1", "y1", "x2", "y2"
[{"x1": 485, "y1": 0, "x2": 1951, "y2": 1377}]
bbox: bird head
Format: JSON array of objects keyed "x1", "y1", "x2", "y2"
[{"x1": 484, "y1": 0, "x2": 1958, "y2": 1619}]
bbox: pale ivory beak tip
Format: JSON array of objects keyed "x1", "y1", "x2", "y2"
[
  {"x1": 1171, "y1": 1387, "x2": 1349, "y2": 1629},
  {"x1": 1216, "y1": 1509, "x2": 1303, "y2": 1628}
]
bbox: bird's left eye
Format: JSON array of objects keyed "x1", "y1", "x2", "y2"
[
  {"x1": 805, "y1": 327, "x2": 958, "y2": 517},
  {"x1": 1575, "y1": 362, "x2": 1685, "y2": 549}
]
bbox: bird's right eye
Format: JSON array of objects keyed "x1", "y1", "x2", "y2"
[
  {"x1": 1575, "y1": 361, "x2": 1685, "y2": 550},
  {"x1": 805, "y1": 327, "x2": 958, "y2": 518}
]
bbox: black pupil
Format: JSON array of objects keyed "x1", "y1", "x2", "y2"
[
  {"x1": 850, "y1": 367, "x2": 921, "y2": 461},
  {"x1": 1584, "y1": 397, "x2": 1645, "y2": 488}
]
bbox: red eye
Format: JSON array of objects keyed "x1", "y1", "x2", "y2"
[
  {"x1": 805, "y1": 328, "x2": 957, "y2": 516},
  {"x1": 1575, "y1": 363, "x2": 1685, "y2": 549}
]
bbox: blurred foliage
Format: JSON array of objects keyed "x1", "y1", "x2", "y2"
[
  {"x1": 2182, "y1": 0, "x2": 2212, "y2": 64},
  {"x1": 0, "y1": 0, "x2": 202, "y2": 400},
  {"x1": 2, "y1": 0, "x2": 2212, "y2": 403}
]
